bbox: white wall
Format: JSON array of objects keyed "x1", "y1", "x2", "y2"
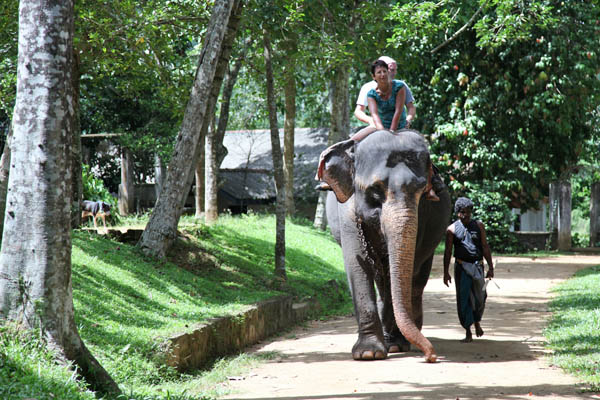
[{"x1": 512, "y1": 202, "x2": 548, "y2": 232}]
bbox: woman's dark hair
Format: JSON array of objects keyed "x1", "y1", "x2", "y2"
[{"x1": 371, "y1": 59, "x2": 388, "y2": 76}]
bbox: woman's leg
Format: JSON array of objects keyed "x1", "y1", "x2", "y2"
[
  {"x1": 424, "y1": 163, "x2": 440, "y2": 201},
  {"x1": 350, "y1": 126, "x2": 377, "y2": 141}
]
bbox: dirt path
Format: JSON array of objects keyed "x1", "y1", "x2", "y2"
[{"x1": 223, "y1": 254, "x2": 600, "y2": 400}]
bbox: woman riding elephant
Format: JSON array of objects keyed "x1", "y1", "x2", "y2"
[{"x1": 347, "y1": 59, "x2": 438, "y2": 201}]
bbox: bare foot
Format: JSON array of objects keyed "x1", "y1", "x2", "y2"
[
  {"x1": 461, "y1": 329, "x2": 473, "y2": 343},
  {"x1": 475, "y1": 322, "x2": 484, "y2": 337},
  {"x1": 426, "y1": 189, "x2": 440, "y2": 201}
]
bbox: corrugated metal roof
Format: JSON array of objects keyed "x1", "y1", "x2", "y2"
[{"x1": 219, "y1": 128, "x2": 331, "y2": 202}]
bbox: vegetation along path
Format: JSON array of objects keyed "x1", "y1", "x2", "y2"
[{"x1": 223, "y1": 254, "x2": 600, "y2": 400}]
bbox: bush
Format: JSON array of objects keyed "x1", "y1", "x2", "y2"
[
  {"x1": 572, "y1": 232, "x2": 590, "y2": 248},
  {"x1": 452, "y1": 182, "x2": 524, "y2": 254},
  {"x1": 82, "y1": 164, "x2": 116, "y2": 208}
]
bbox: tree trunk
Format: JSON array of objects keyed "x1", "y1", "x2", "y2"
[
  {"x1": 154, "y1": 153, "x2": 166, "y2": 200},
  {"x1": 215, "y1": 53, "x2": 244, "y2": 168},
  {"x1": 0, "y1": 123, "x2": 12, "y2": 241},
  {"x1": 550, "y1": 180, "x2": 572, "y2": 251},
  {"x1": 314, "y1": 65, "x2": 350, "y2": 230},
  {"x1": 205, "y1": 55, "x2": 243, "y2": 221},
  {"x1": 118, "y1": 148, "x2": 134, "y2": 215},
  {"x1": 264, "y1": 30, "x2": 287, "y2": 281},
  {"x1": 204, "y1": 0, "x2": 243, "y2": 224},
  {"x1": 549, "y1": 182, "x2": 559, "y2": 233},
  {"x1": 138, "y1": 0, "x2": 236, "y2": 258},
  {"x1": 283, "y1": 37, "x2": 297, "y2": 216},
  {"x1": 0, "y1": 0, "x2": 119, "y2": 394},
  {"x1": 195, "y1": 144, "x2": 205, "y2": 217},
  {"x1": 590, "y1": 182, "x2": 600, "y2": 247},
  {"x1": 70, "y1": 49, "x2": 82, "y2": 228}
]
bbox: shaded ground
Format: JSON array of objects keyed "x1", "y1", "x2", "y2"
[{"x1": 222, "y1": 254, "x2": 600, "y2": 400}]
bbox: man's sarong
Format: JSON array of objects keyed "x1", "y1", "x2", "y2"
[{"x1": 454, "y1": 261, "x2": 487, "y2": 329}]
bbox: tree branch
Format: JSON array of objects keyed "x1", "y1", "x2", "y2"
[{"x1": 430, "y1": 0, "x2": 490, "y2": 54}]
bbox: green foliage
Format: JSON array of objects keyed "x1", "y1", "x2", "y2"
[
  {"x1": 389, "y1": 0, "x2": 600, "y2": 213},
  {"x1": 571, "y1": 232, "x2": 589, "y2": 248},
  {"x1": 82, "y1": 164, "x2": 116, "y2": 207},
  {"x1": 545, "y1": 265, "x2": 600, "y2": 391},
  {"x1": 449, "y1": 180, "x2": 523, "y2": 253},
  {"x1": 0, "y1": 324, "x2": 97, "y2": 400},
  {"x1": 76, "y1": 0, "x2": 212, "y2": 182}
]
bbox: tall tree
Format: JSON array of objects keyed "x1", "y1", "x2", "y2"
[
  {"x1": 313, "y1": 65, "x2": 350, "y2": 230},
  {"x1": 203, "y1": 0, "x2": 244, "y2": 223},
  {"x1": 0, "y1": 0, "x2": 119, "y2": 394},
  {"x1": 264, "y1": 29, "x2": 287, "y2": 280},
  {"x1": 309, "y1": 0, "x2": 365, "y2": 229},
  {"x1": 70, "y1": 50, "x2": 83, "y2": 227},
  {"x1": 0, "y1": 124, "x2": 12, "y2": 241},
  {"x1": 205, "y1": 52, "x2": 244, "y2": 219},
  {"x1": 138, "y1": 0, "x2": 236, "y2": 258},
  {"x1": 283, "y1": 35, "x2": 298, "y2": 216}
]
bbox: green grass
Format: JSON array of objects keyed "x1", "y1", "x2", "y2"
[
  {"x1": 0, "y1": 324, "x2": 97, "y2": 400},
  {"x1": 544, "y1": 264, "x2": 600, "y2": 391},
  {"x1": 1, "y1": 213, "x2": 348, "y2": 399}
]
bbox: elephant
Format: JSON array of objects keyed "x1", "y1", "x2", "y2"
[{"x1": 317, "y1": 129, "x2": 451, "y2": 363}]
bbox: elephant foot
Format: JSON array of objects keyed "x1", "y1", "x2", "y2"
[
  {"x1": 352, "y1": 349, "x2": 386, "y2": 360},
  {"x1": 352, "y1": 334, "x2": 387, "y2": 361},
  {"x1": 384, "y1": 332, "x2": 410, "y2": 353},
  {"x1": 387, "y1": 343, "x2": 411, "y2": 353}
]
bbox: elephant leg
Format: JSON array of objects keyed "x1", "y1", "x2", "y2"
[
  {"x1": 412, "y1": 255, "x2": 435, "y2": 330},
  {"x1": 375, "y1": 273, "x2": 410, "y2": 353},
  {"x1": 339, "y1": 203, "x2": 386, "y2": 360}
]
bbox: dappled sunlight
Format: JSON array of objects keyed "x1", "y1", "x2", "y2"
[{"x1": 224, "y1": 255, "x2": 600, "y2": 399}]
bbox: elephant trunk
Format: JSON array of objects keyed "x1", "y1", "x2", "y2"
[{"x1": 382, "y1": 201, "x2": 437, "y2": 363}]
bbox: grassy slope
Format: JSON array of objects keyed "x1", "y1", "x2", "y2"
[
  {"x1": 1, "y1": 214, "x2": 348, "y2": 399},
  {"x1": 544, "y1": 265, "x2": 600, "y2": 391}
]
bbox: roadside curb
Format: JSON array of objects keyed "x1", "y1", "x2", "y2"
[{"x1": 161, "y1": 295, "x2": 320, "y2": 372}]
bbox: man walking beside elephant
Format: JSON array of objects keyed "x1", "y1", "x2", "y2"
[{"x1": 443, "y1": 197, "x2": 495, "y2": 342}]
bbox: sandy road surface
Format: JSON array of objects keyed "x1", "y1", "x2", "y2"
[{"x1": 223, "y1": 254, "x2": 600, "y2": 400}]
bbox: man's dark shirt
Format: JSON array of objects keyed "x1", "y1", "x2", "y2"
[{"x1": 453, "y1": 219, "x2": 483, "y2": 263}]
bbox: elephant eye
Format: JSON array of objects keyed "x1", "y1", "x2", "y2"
[{"x1": 365, "y1": 184, "x2": 385, "y2": 207}]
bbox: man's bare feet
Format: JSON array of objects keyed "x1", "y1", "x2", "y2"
[
  {"x1": 460, "y1": 328, "x2": 473, "y2": 343},
  {"x1": 475, "y1": 322, "x2": 484, "y2": 337}
]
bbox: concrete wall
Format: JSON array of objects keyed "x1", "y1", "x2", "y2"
[{"x1": 162, "y1": 296, "x2": 319, "y2": 372}]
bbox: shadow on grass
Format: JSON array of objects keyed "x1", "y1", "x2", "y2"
[{"x1": 70, "y1": 223, "x2": 348, "y2": 386}]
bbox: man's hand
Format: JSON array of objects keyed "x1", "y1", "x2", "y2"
[
  {"x1": 443, "y1": 271, "x2": 452, "y2": 287},
  {"x1": 486, "y1": 267, "x2": 494, "y2": 279}
]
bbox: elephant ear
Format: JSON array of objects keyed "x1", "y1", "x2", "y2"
[{"x1": 315, "y1": 139, "x2": 355, "y2": 203}]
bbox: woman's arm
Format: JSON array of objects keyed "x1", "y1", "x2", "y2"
[
  {"x1": 389, "y1": 86, "x2": 406, "y2": 132},
  {"x1": 368, "y1": 97, "x2": 385, "y2": 130}
]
